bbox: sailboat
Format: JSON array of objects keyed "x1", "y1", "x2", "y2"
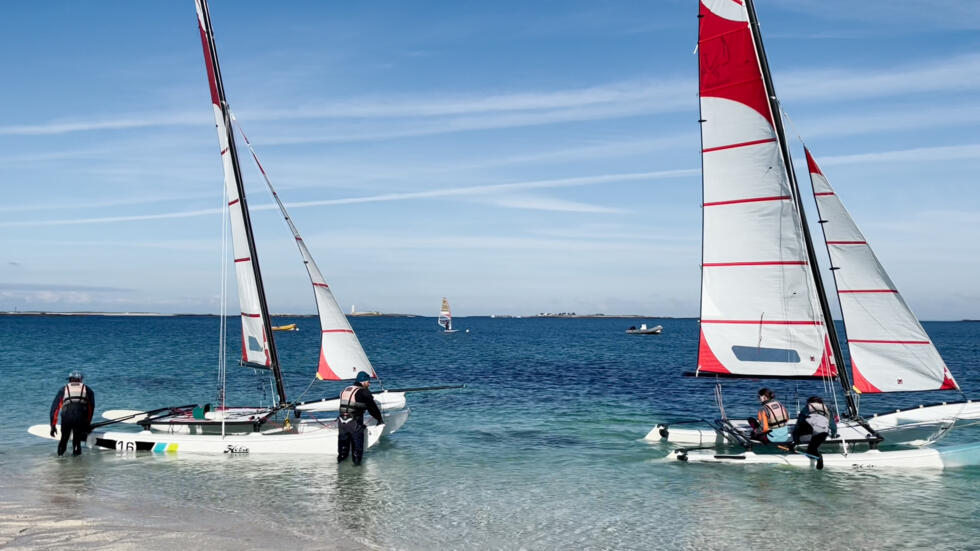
[
  {"x1": 651, "y1": 0, "x2": 979, "y2": 468},
  {"x1": 28, "y1": 0, "x2": 408, "y2": 454},
  {"x1": 439, "y1": 297, "x2": 459, "y2": 333}
]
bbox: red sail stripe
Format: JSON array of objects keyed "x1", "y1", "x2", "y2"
[
  {"x1": 312, "y1": 282, "x2": 329, "y2": 288},
  {"x1": 702, "y1": 138, "x2": 776, "y2": 153},
  {"x1": 838, "y1": 289, "x2": 898, "y2": 294},
  {"x1": 703, "y1": 261, "x2": 806, "y2": 267},
  {"x1": 813, "y1": 192, "x2": 835, "y2": 196},
  {"x1": 241, "y1": 312, "x2": 261, "y2": 319},
  {"x1": 701, "y1": 320, "x2": 823, "y2": 325},
  {"x1": 234, "y1": 257, "x2": 251, "y2": 263},
  {"x1": 322, "y1": 329, "x2": 355, "y2": 334},
  {"x1": 826, "y1": 241, "x2": 867, "y2": 245},
  {"x1": 220, "y1": 147, "x2": 228, "y2": 155},
  {"x1": 228, "y1": 198, "x2": 240, "y2": 206},
  {"x1": 848, "y1": 339, "x2": 931, "y2": 345},
  {"x1": 196, "y1": 21, "x2": 220, "y2": 106},
  {"x1": 704, "y1": 195, "x2": 790, "y2": 207}
]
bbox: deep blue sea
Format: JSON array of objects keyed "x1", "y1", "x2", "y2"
[{"x1": 1, "y1": 315, "x2": 978, "y2": 550}]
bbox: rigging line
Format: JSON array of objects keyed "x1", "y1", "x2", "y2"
[
  {"x1": 218, "y1": 165, "x2": 231, "y2": 418},
  {"x1": 292, "y1": 376, "x2": 320, "y2": 404}
]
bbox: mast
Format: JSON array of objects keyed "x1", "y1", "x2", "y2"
[
  {"x1": 196, "y1": 0, "x2": 287, "y2": 405},
  {"x1": 743, "y1": 0, "x2": 856, "y2": 417}
]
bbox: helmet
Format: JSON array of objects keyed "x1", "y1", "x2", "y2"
[
  {"x1": 355, "y1": 371, "x2": 371, "y2": 384},
  {"x1": 67, "y1": 370, "x2": 84, "y2": 382}
]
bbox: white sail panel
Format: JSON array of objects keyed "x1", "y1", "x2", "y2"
[
  {"x1": 806, "y1": 149, "x2": 957, "y2": 393},
  {"x1": 696, "y1": 4, "x2": 833, "y2": 378},
  {"x1": 232, "y1": 118, "x2": 376, "y2": 382},
  {"x1": 196, "y1": 4, "x2": 271, "y2": 369}
]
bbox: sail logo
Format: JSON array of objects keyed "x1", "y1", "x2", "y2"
[{"x1": 224, "y1": 445, "x2": 249, "y2": 454}]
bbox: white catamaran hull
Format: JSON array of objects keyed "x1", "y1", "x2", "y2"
[
  {"x1": 295, "y1": 391, "x2": 407, "y2": 413},
  {"x1": 673, "y1": 442, "x2": 980, "y2": 470},
  {"x1": 29, "y1": 409, "x2": 410, "y2": 455},
  {"x1": 646, "y1": 400, "x2": 979, "y2": 448}
]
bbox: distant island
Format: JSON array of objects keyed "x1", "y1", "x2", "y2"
[
  {"x1": 0, "y1": 311, "x2": 418, "y2": 318},
  {"x1": 530, "y1": 313, "x2": 675, "y2": 319}
]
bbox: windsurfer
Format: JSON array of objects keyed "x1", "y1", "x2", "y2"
[
  {"x1": 746, "y1": 388, "x2": 789, "y2": 443},
  {"x1": 337, "y1": 372, "x2": 383, "y2": 465},
  {"x1": 49, "y1": 370, "x2": 96, "y2": 456},
  {"x1": 790, "y1": 396, "x2": 836, "y2": 469}
]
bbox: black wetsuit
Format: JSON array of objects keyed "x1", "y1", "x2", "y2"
[
  {"x1": 337, "y1": 385, "x2": 383, "y2": 465},
  {"x1": 50, "y1": 383, "x2": 95, "y2": 456},
  {"x1": 791, "y1": 402, "x2": 836, "y2": 461}
]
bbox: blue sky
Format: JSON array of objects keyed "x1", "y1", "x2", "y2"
[{"x1": 1, "y1": 1, "x2": 978, "y2": 319}]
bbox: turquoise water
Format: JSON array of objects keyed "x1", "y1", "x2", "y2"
[{"x1": 1, "y1": 316, "x2": 978, "y2": 550}]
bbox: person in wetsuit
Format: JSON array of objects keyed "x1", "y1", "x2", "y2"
[
  {"x1": 337, "y1": 371, "x2": 383, "y2": 465},
  {"x1": 746, "y1": 387, "x2": 790, "y2": 444},
  {"x1": 791, "y1": 396, "x2": 837, "y2": 470},
  {"x1": 49, "y1": 370, "x2": 96, "y2": 456}
]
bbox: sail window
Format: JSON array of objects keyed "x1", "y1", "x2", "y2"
[
  {"x1": 247, "y1": 336, "x2": 263, "y2": 352},
  {"x1": 731, "y1": 345, "x2": 801, "y2": 363}
]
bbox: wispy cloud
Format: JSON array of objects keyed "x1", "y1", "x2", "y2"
[
  {"x1": 778, "y1": 53, "x2": 980, "y2": 104},
  {"x1": 0, "y1": 169, "x2": 696, "y2": 228},
  {"x1": 774, "y1": 0, "x2": 980, "y2": 31},
  {"x1": 785, "y1": 102, "x2": 980, "y2": 140},
  {"x1": 816, "y1": 144, "x2": 980, "y2": 166},
  {"x1": 5, "y1": 51, "x2": 979, "y2": 145},
  {"x1": 479, "y1": 194, "x2": 629, "y2": 214}
]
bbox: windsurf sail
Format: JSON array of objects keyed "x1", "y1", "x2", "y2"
[
  {"x1": 695, "y1": 0, "x2": 836, "y2": 379},
  {"x1": 806, "y1": 148, "x2": 958, "y2": 393},
  {"x1": 232, "y1": 116, "x2": 377, "y2": 382},
  {"x1": 439, "y1": 298, "x2": 453, "y2": 331}
]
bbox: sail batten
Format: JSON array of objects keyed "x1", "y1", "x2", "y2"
[{"x1": 806, "y1": 148, "x2": 958, "y2": 393}]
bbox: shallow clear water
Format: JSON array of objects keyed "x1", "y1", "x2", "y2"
[{"x1": 1, "y1": 316, "x2": 978, "y2": 550}]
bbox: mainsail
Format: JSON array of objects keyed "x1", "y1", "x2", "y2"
[
  {"x1": 232, "y1": 117, "x2": 377, "y2": 382},
  {"x1": 806, "y1": 149, "x2": 958, "y2": 393},
  {"x1": 194, "y1": 0, "x2": 286, "y2": 404},
  {"x1": 439, "y1": 298, "x2": 453, "y2": 331},
  {"x1": 695, "y1": 0, "x2": 835, "y2": 379}
]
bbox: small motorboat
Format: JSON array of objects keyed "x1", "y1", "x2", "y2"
[{"x1": 626, "y1": 323, "x2": 663, "y2": 335}]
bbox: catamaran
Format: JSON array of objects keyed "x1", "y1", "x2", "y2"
[
  {"x1": 28, "y1": 0, "x2": 410, "y2": 454},
  {"x1": 439, "y1": 297, "x2": 459, "y2": 333},
  {"x1": 651, "y1": 0, "x2": 979, "y2": 468}
]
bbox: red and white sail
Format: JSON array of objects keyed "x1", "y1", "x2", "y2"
[
  {"x1": 695, "y1": 0, "x2": 835, "y2": 378},
  {"x1": 233, "y1": 117, "x2": 376, "y2": 382},
  {"x1": 195, "y1": 0, "x2": 271, "y2": 369},
  {"x1": 439, "y1": 298, "x2": 453, "y2": 331},
  {"x1": 806, "y1": 149, "x2": 958, "y2": 393}
]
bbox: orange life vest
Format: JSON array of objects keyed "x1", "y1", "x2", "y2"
[{"x1": 758, "y1": 399, "x2": 789, "y2": 431}]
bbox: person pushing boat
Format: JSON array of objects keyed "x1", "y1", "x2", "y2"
[
  {"x1": 49, "y1": 370, "x2": 95, "y2": 456},
  {"x1": 790, "y1": 396, "x2": 837, "y2": 469},
  {"x1": 747, "y1": 388, "x2": 789, "y2": 444},
  {"x1": 337, "y1": 372, "x2": 383, "y2": 466}
]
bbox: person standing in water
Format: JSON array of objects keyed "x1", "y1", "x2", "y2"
[
  {"x1": 337, "y1": 371, "x2": 383, "y2": 466},
  {"x1": 49, "y1": 370, "x2": 96, "y2": 456},
  {"x1": 791, "y1": 396, "x2": 837, "y2": 470}
]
